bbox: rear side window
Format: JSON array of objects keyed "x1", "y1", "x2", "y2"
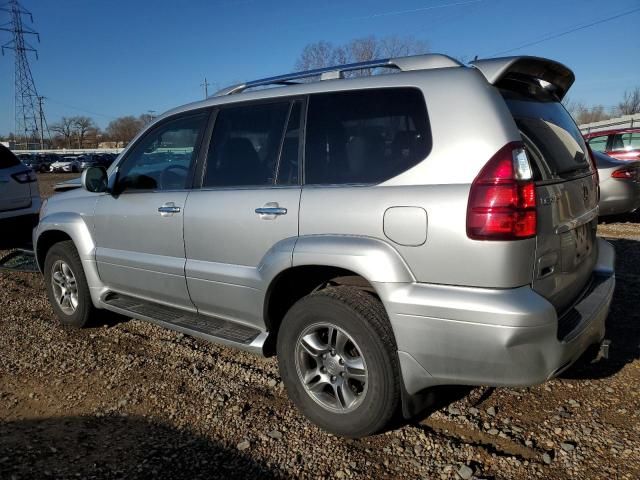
[
  {"x1": 501, "y1": 79, "x2": 592, "y2": 179},
  {"x1": 204, "y1": 102, "x2": 290, "y2": 187},
  {"x1": 587, "y1": 135, "x2": 608, "y2": 152},
  {"x1": 305, "y1": 88, "x2": 431, "y2": 185},
  {"x1": 614, "y1": 132, "x2": 640, "y2": 151},
  {"x1": 0, "y1": 145, "x2": 21, "y2": 169}
]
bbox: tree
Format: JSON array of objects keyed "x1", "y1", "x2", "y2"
[
  {"x1": 617, "y1": 87, "x2": 640, "y2": 116},
  {"x1": 106, "y1": 116, "x2": 144, "y2": 147},
  {"x1": 295, "y1": 35, "x2": 429, "y2": 76},
  {"x1": 73, "y1": 116, "x2": 95, "y2": 148},
  {"x1": 562, "y1": 99, "x2": 611, "y2": 125},
  {"x1": 50, "y1": 116, "x2": 76, "y2": 148}
]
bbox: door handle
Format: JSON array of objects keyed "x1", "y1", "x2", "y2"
[
  {"x1": 255, "y1": 202, "x2": 287, "y2": 219},
  {"x1": 158, "y1": 202, "x2": 181, "y2": 216},
  {"x1": 255, "y1": 207, "x2": 287, "y2": 215}
]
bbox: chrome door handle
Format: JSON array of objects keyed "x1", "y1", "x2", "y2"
[
  {"x1": 255, "y1": 207, "x2": 287, "y2": 215},
  {"x1": 158, "y1": 202, "x2": 181, "y2": 216}
]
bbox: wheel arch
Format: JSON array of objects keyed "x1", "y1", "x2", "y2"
[{"x1": 262, "y1": 235, "x2": 414, "y2": 355}]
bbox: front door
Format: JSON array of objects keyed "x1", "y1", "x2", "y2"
[
  {"x1": 184, "y1": 99, "x2": 303, "y2": 328},
  {"x1": 94, "y1": 111, "x2": 209, "y2": 309}
]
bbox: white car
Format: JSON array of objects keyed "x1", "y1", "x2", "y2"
[
  {"x1": 50, "y1": 157, "x2": 80, "y2": 173},
  {"x1": 0, "y1": 144, "x2": 40, "y2": 222}
]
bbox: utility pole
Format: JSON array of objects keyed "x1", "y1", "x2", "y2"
[
  {"x1": 1, "y1": 0, "x2": 49, "y2": 149},
  {"x1": 37, "y1": 95, "x2": 45, "y2": 149},
  {"x1": 200, "y1": 77, "x2": 211, "y2": 99}
]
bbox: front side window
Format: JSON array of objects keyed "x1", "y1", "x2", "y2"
[
  {"x1": 304, "y1": 88, "x2": 431, "y2": 185},
  {"x1": 587, "y1": 135, "x2": 608, "y2": 152},
  {"x1": 117, "y1": 113, "x2": 207, "y2": 191},
  {"x1": 203, "y1": 102, "x2": 290, "y2": 187}
]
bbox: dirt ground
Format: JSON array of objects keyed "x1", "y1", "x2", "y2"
[{"x1": 0, "y1": 174, "x2": 638, "y2": 479}]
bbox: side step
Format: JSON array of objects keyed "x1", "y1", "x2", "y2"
[{"x1": 102, "y1": 293, "x2": 267, "y2": 355}]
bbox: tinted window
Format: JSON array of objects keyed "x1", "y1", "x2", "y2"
[
  {"x1": 587, "y1": 135, "x2": 608, "y2": 152},
  {"x1": 277, "y1": 100, "x2": 302, "y2": 185},
  {"x1": 305, "y1": 88, "x2": 431, "y2": 185},
  {"x1": 0, "y1": 145, "x2": 21, "y2": 169},
  {"x1": 204, "y1": 102, "x2": 290, "y2": 187},
  {"x1": 501, "y1": 79, "x2": 592, "y2": 179},
  {"x1": 117, "y1": 113, "x2": 207, "y2": 191}
]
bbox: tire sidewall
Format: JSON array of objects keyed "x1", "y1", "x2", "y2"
[{"x1": 277, "y1": 292, "x2": 398, "y2": 437}]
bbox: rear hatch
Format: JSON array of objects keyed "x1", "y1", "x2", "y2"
[
  {"x1": 473, "y1": 57, "x2": 598, "y2": 315},
  {"x1": 501, "y1": 76, "x2": 598, "y2": 314}
]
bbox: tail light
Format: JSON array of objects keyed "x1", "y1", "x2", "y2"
[
  {"x1": 611, "y1": 166, "x2": 640, "y2": 181},
  {"x1": 467, "y1": 142, "x2": 537, "y2": 240},
  {"x1": 11, "y1": 170, "x2": 37, "y2": 183}
]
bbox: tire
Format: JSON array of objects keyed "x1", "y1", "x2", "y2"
[
  {"x1": 277, "y1": 286, "x2": 400, "y2": 437},
  {"x1": 44, "y1": 240, "x2": 96, "y2": 328}
]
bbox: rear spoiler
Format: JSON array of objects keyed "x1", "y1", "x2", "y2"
[{"x1": 471, "y1": 56, "x2": 575, "y2": 100}]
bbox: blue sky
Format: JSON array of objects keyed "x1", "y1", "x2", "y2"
[{"x1": 1, "y1": 0, "x2": 639, "y2": 134}]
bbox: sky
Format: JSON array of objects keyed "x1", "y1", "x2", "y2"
[{"x1": 1, "y1": 0, "x2": 639, "y2": 135}]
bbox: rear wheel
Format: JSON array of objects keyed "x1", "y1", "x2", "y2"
[
  {"x1": 277, "y1": 286, "x2": 400, "y2": 437},
  {"x1": 44, "y1": 241, "x2": 96, "y2": 328}
]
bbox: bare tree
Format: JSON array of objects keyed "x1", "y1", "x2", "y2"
[
  {"x1": 73, "y1": 116, "x2": 95, "y2": 148},
  {"x1": 50, "y1": 116, "x2": 76, "y2": 148},
  {"x1": 295, "y1": 35, "x2": 430, "y2": 76},
  {"x1": 617, "y1": 87, "x2": 640, "y2": 116},
  {"x1": 106, "y1": 116, "x2": 144, "y2": 147}
]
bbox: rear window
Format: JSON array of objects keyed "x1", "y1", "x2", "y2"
[
  {"x1": 0, "y1": 145, "x2": 21, "y2": 169},
  {"x1": 500, "y1": 78, "x2": 592, "y2": 180},
  {"x1": 305, "y1": 88, "x2": 431, "y2": 185}
]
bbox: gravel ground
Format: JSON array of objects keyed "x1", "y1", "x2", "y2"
[{"x1": 0, "y1": 174, "x2": 638, "y2": 479}]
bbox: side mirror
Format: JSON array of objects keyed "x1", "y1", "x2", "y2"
[{"x1": 81, "y1": 166, "x2": 108, "y2": 193}]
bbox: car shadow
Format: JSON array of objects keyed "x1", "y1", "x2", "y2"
[
  {"x1": 0, "y1": 216, "x2": 36, "y2": 250},
  {"x1": 561, "y1": 237, "x2": 640, "y2": 380},
  {"x1": 0, "y1": 414, "x2": 285, "y2": 479},
  {"x1": 598, "y1": 210, "x2": 640, "y2": 225}
]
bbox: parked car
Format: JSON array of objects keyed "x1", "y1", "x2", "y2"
[
  {"x1": 34, "y1": 54, "x2": 615, "y2": 437},
  {"x1": 77, "y1": 155, "x2": 99, "y2": 171},
  {"x1": 50, "y1": 156, "x2": 80, "y2": 173},
  {"x1": 594, "y1": 150, "x2": 640, "y2": 216},
  {"x1": 0, "y1": 144, "x2": 40, "y2": 223},
  {"x1": 23, "y1": 154, "x2": 55, "y2": 173},
  {"x1": 585, "y1": 127, "x2": 640, "y2": 161}
]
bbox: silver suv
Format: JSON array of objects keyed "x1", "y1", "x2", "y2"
[{"x1": 35, "y1": 54, "x2": 615, "y2": 437}]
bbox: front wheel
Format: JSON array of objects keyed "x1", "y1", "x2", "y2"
[
  {"x1": 277, "y1": 286, "x2": 400, "y2": 437},
  {"x1": 44, "y1": 240, "x2": 96, "y2": 328}
]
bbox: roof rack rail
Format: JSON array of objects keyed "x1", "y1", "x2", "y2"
[{"x1": 213, "y1": 53, "x2": 462, "y2": 97}]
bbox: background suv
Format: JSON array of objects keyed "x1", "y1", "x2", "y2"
[
  {"x1": 0, "y1": 144, "x2": 40, "y2": 224},
  {"x1": 34, "y1": 54, "x2": 615, "y2": 437}
]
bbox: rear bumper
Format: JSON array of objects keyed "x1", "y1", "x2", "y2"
[{"x1": 377, "y1": 238, "x2": 615, "y2": 395}]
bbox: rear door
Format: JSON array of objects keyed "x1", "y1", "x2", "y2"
[
  {"x1": 0, "y1": 146, "x2": 32, "y2": 212},
  {"x1": 183, "y1": 99, "x2": 302, "y2": 328},
  {"x1": 500, "y1": 79, "x2": 598, "y2": 313}
]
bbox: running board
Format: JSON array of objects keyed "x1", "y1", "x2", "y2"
[{"x1": 102, "y1": 293, "x2": 268, "y2": 355}]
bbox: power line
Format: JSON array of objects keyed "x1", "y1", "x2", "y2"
[
  {"x1": 45, "y1": 97, "x2": 117, "y2": 120},
  {"x1": 491, "y1": 6, "x2": 640, "y2": 56},
  {"x1": 355, "y1": 0, "x2": 483, "y2": 20}
]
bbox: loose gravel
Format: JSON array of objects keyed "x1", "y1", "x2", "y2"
[{"x1": 0, "y1": 174, "x2": 638, "y2": 479}]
